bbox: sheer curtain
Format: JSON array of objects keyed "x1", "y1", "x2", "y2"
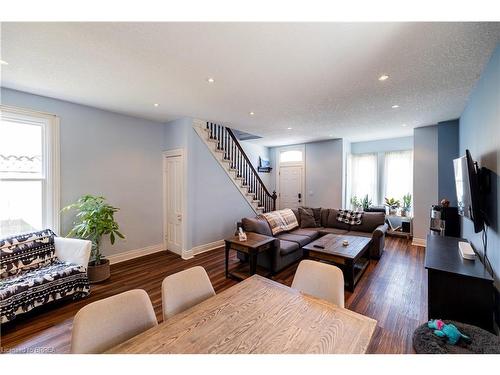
[
  {"x1": 348, "y1": 153, "x2": 378, "y2": 206},
  {"x1": 383, "y1": 150, "x2": 413, "y2": 202}
]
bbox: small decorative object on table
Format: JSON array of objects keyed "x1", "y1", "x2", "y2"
[
  {"x1": 401, "y1": 193, "x2": 412, "y2": 217},
  {"x1": 440, "y1": 198, "x2": 450, "y2": 208},
  {"x1": 384, "y1": 197, "x2": 400, "y2": 215},
  {"x1": 342, "y1": 239, "x2": 349, "y2": 247},
  {"x1": 238, "y1": 227, "x2": 247, "y2": 242}
]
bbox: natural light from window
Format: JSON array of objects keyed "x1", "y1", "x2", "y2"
[{"x1": 280, "y1": 150, "x2": 303, "y2": 163}]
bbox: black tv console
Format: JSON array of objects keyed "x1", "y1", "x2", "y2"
[{"x1": 425, "y1": 234, "x2": 495, "y2": 332}]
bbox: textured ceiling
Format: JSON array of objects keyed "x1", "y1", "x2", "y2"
[{"x1": 1, "y1": 22, "x2": 499, "y2": 146}]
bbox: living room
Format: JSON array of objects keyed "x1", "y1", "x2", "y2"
[{"x1": 1, "y1": 2, "x2": 500, "y2": 373}]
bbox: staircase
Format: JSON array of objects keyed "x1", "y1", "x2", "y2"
[{"x1": 194, "y1": 120, "x2": 277, "y2": 214}]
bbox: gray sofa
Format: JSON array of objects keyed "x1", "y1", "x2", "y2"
[{"x1": 238, "y1": 208, "x2": 388, "y2": 273}]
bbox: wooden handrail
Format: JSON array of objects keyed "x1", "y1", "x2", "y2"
[{"x1": 225, "y1": 127, "x2": 276, "y2": 201}]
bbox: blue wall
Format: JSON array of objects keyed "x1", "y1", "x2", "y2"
[
  {"x1": 459, "y1": 43, "x2": 500, "y2": 295},
  {"x1": 350, "y1": 136, "x2": 413, "y2": 154},
  {"x1": 437, "y1": 120, "x2": 460, "y2": 206},
  {"x1": 1, "y1": 88, "x2": 165, "y2": 257}
]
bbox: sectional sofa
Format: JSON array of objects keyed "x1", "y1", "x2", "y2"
[{"x1": 238, "y1": 208, "x2": 388, "y2": 273}]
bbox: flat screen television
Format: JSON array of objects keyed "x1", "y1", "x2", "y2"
[{"x1": 453, "y1": 149, "x2": 484, "y2": 233}]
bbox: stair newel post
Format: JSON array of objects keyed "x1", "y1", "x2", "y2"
[{"x1": 272, "y1": 191, "x2": 277, "y2": 211}]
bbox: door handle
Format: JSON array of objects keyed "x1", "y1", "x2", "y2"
[
  {"x1": 298, "y1": 193, "x2": 302, "y2": 199},
  {"x1": 177, "y1": 214, "x2": 182, "y2": 221}
]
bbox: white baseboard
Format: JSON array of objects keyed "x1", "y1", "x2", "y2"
[
  {"x1": 412, "y1": 237, "x2": 426, "y2": 247},
  {"x1": 107, "y1": 243, "x2": 164, "y2": 265},
  {"x1": 182, "y1": 239, "x2": 224, "y2": 260}
]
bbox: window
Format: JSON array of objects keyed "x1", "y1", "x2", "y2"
[
  {"x1": 347, "y1": 149, "x2": 413, "y2": 209},
  {"x1": 279, "y1": 149, "x2": 303, "y2": 163},
  {"x1": 383, "y1": 150, "x2": 413, "y2": 204},
  {"x1": 0, "y1": 106, "x2": 60, "y2": 237},
  {"x1": 347, "y1": 153, "x2": 378, "y2": 206}
]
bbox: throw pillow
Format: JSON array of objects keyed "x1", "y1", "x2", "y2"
[
  {"x1": 299, "y1": 207, "x2": 317, "y2": 228},
  {"x1": 337, "y1": 209, "x2": 364, "y2": 225}
]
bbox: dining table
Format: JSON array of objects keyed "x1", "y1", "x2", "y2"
[{"x1": 106, "y1": 275, "x2": 377, "y2": 354}]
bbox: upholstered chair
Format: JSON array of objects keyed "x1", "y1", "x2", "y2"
[
  {"x1": 162, "y1": 266, "x2": 215, "y2": 320},
  {"x1": 291, "y1": 260, "x2": 345, "y2": 307},
  {"x1": 70, "y1": 289, "x2": 158, "y2": 354}
]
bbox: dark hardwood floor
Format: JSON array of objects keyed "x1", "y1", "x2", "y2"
[{"x1": 0, "y1": 236, "x2": 426, "y2": 354}]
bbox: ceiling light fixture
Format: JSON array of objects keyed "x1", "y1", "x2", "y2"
[
  {"x1": 0, "y1": 60, "x2": 8, "y2": 65},
  {"x1": 287, "y1": 127, "x2": 292, "y2": 130},
  {"x1": 401, "y1": 123, "x2": 407, "y2": 127},
  {"x1": 207, "y1": 77, "x2": 215, "y2": 83},
  {"x1": 249, "y1": 111, "x2": 255, "y2": 116},
  {"x1": 154, "y1": 103, "x2": 159, "y2": 107},
  {"x1": 378, "y1": 74, "x2": 389, "y2": 81},
  {"x1": 391, "y1": 104, "x2": 400, "y2": 109}
]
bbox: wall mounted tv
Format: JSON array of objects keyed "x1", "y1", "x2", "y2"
[{"x1": 453, "y1": 149, "x2": 484, "y2": 233}]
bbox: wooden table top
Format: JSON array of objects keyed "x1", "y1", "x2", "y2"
[
  {"x1": 303, "y1": 234, "x2": 371, "y2": 260},
  {"x1": 225, "y1": 232, "x2": 275, "y2": 248},
  {"x1": 106, "y1": 275, "x2": 377, "y2": 354}
]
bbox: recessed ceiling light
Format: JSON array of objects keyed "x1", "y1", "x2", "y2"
[
  {"x1": 378, "y1": 74, "x2": 389, "y2": 81},
  {"x1": 207, "y1": 77, "x2": 215, "y2": 83},
  {"x1": 401, "y1": 123, "x2": 407, "y2": 127},
  {"x1": 153, "y1": 103, "x2": 159, "y2": 107},
  {"x1": 391, "y1": 104, "x2": 400, "y2": 109},
  {"x1": 249, "y1": 111, "x2": 255, "y2": 116},
  {"x1": 0, "y1": 60, "x2": 8, "y2": 65},
  {"x1": 287, "y1": 127, "x2": 292, "y2": 130}
]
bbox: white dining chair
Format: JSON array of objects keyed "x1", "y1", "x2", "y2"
[
  {"x1": 70, "y1": 289, "x2": 158, "y2": 354},
  {"x1": 162, "y1": 266, "x2": 216, "y2": 320},
  {"x1": 291, "y1": 259, "x2": 345, "y2": 307}
]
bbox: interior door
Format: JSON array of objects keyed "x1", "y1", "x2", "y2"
[
  {"x1": 279, "y1": 165, "x2": 303, "y2": 209},
  {"x1": 164, "y1": 154, "x2": 184, "y2": 255}
]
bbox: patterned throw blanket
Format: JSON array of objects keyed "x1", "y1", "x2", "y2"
[
  {"x1": 337, "y1": 209, "x2": 363, "y2": 225},
  {"x1": 261, "y1": 209, "x2": 299, "y2": 235}
]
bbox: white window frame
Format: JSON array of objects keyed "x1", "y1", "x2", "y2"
[{"x1": 0, "y1": 105, "x2": 60, "y2": 234}]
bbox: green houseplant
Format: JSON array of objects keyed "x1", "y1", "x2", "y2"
[
  {"x1": 384, "y1": 197, "x2": 401, "y2": 215},
  {"x1": 361, "y1": 194, "x2": 372, "y2": 211},
  {"x1": 401, "y1": 193, "x2": 412, "y2": 217},
  {"x1": 350, "y1": 196, "x2": 361, "y2": 211},
  {"x1": 63, "y1": 195, "x2": 124, "y2": 283}
]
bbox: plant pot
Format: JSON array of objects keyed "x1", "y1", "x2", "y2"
[
  {"x1": 87, "y1": 258, "x2": 110, "y2": 283},
  {"x1": 401, "y1": 210, "x2": 407, "y2": 217},
  {"x1": 389, "y1": 208, "x2": 397, "y2": 215}
]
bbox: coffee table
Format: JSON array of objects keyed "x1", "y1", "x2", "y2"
[{"x1": 303, "y1": 234, "x2": 371, "y2": 292}]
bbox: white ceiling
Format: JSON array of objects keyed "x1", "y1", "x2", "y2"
[{"x1": 1, "y1": 22, "x2": 499, "y2": 146}]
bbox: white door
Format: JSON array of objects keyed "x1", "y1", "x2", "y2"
[
  {"x1": 279, "y1": 165, "x2": 303, "y2": 209},
  {"x1": 163, "y1": 153, "x2": 184, "y2": 255}
]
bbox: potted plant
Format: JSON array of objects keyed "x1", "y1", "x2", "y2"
[
  {"x1": 350, "y1": 196, "x2": 361, "y2": 211},
  {"x1": 384, "y1": 197, "x2": 401, "y2": 215},
  {"x1": 401, "y1": 193, "x2": 412, "y2": 217},
  {"x1": 361, "y1": 194, "x2": 372, "y2": 212},
  {"x1": 63, "y1": 195, "x2": 124, "y2": 283}
]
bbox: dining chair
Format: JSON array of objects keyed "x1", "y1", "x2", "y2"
[
  {"x1": 162, "y1": 266, "x2": 215, "y2": 320},
  {"x1": 291, "y1": 259, "x2": 345, "y2": 307},
  {"x1": 70, "y1": 289, "x2": 158, "y2": 354}
]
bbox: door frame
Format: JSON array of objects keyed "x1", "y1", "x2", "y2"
[
  {"x1": 275, "y1": 145, "x2": 306, "y2": 209},
  {"x1": 162, "y1": 149, "x2": 187, "y2": 257}
]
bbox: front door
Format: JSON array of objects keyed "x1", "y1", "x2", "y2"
[
  {"x1": 163, "y1": 153, "x2": 184, "y2": 255},
  {"x1": 279, "y1": 165, "x2": 303, "y2": 209}
]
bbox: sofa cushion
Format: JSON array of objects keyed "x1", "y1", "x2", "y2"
[
  {"x1": 278, "y1": 240, "x2": 300, "y2": 256},
  {"x1": 0, "y1": 229, "x2": 57, "y2": 278},
  {"x1": 0, "y1": 261, "x2": 90, "y2": 323},
  {"x1": 242, "y1": 217, "x2": 272, "y2": 236},
  {"x1": 276, "y1": 233, "x2": 311, "y2": 247},
  {"x1": 320, "y1": 209, "x2": 330, "y2": 227},
  {"x1": 326, "y1": 209, "x2": 351, "y2": 230},
  {"x1": 318, "y1": 228, "x2": 349, "y2": 236},
  {"x1": 288, "y1": 228, "x2": 320, "y2": 241},
  {"x1": 347, "y1": 231, "x2": 373, "y2": 239},
  {"x1": 298, "y1": 207, "x2": 317, "y2": 228},
  {"x1": 291, "y1": 208, "x2": 300, "y2": 226},
  {"x1": 354, "y1": 212, "x2": 386, "y2": 232}
]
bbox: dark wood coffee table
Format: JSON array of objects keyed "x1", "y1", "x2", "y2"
[
  {"x1": 303, "y1": 234, "x2": 371, "y2": 292},
  {"x1": 224, "y1": 233, "x2": 276, "y2": 280}
]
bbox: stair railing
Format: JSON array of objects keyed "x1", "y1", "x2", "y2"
[{"x1": 206, "y1": 122, "x2": 277, "y2": 213}]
